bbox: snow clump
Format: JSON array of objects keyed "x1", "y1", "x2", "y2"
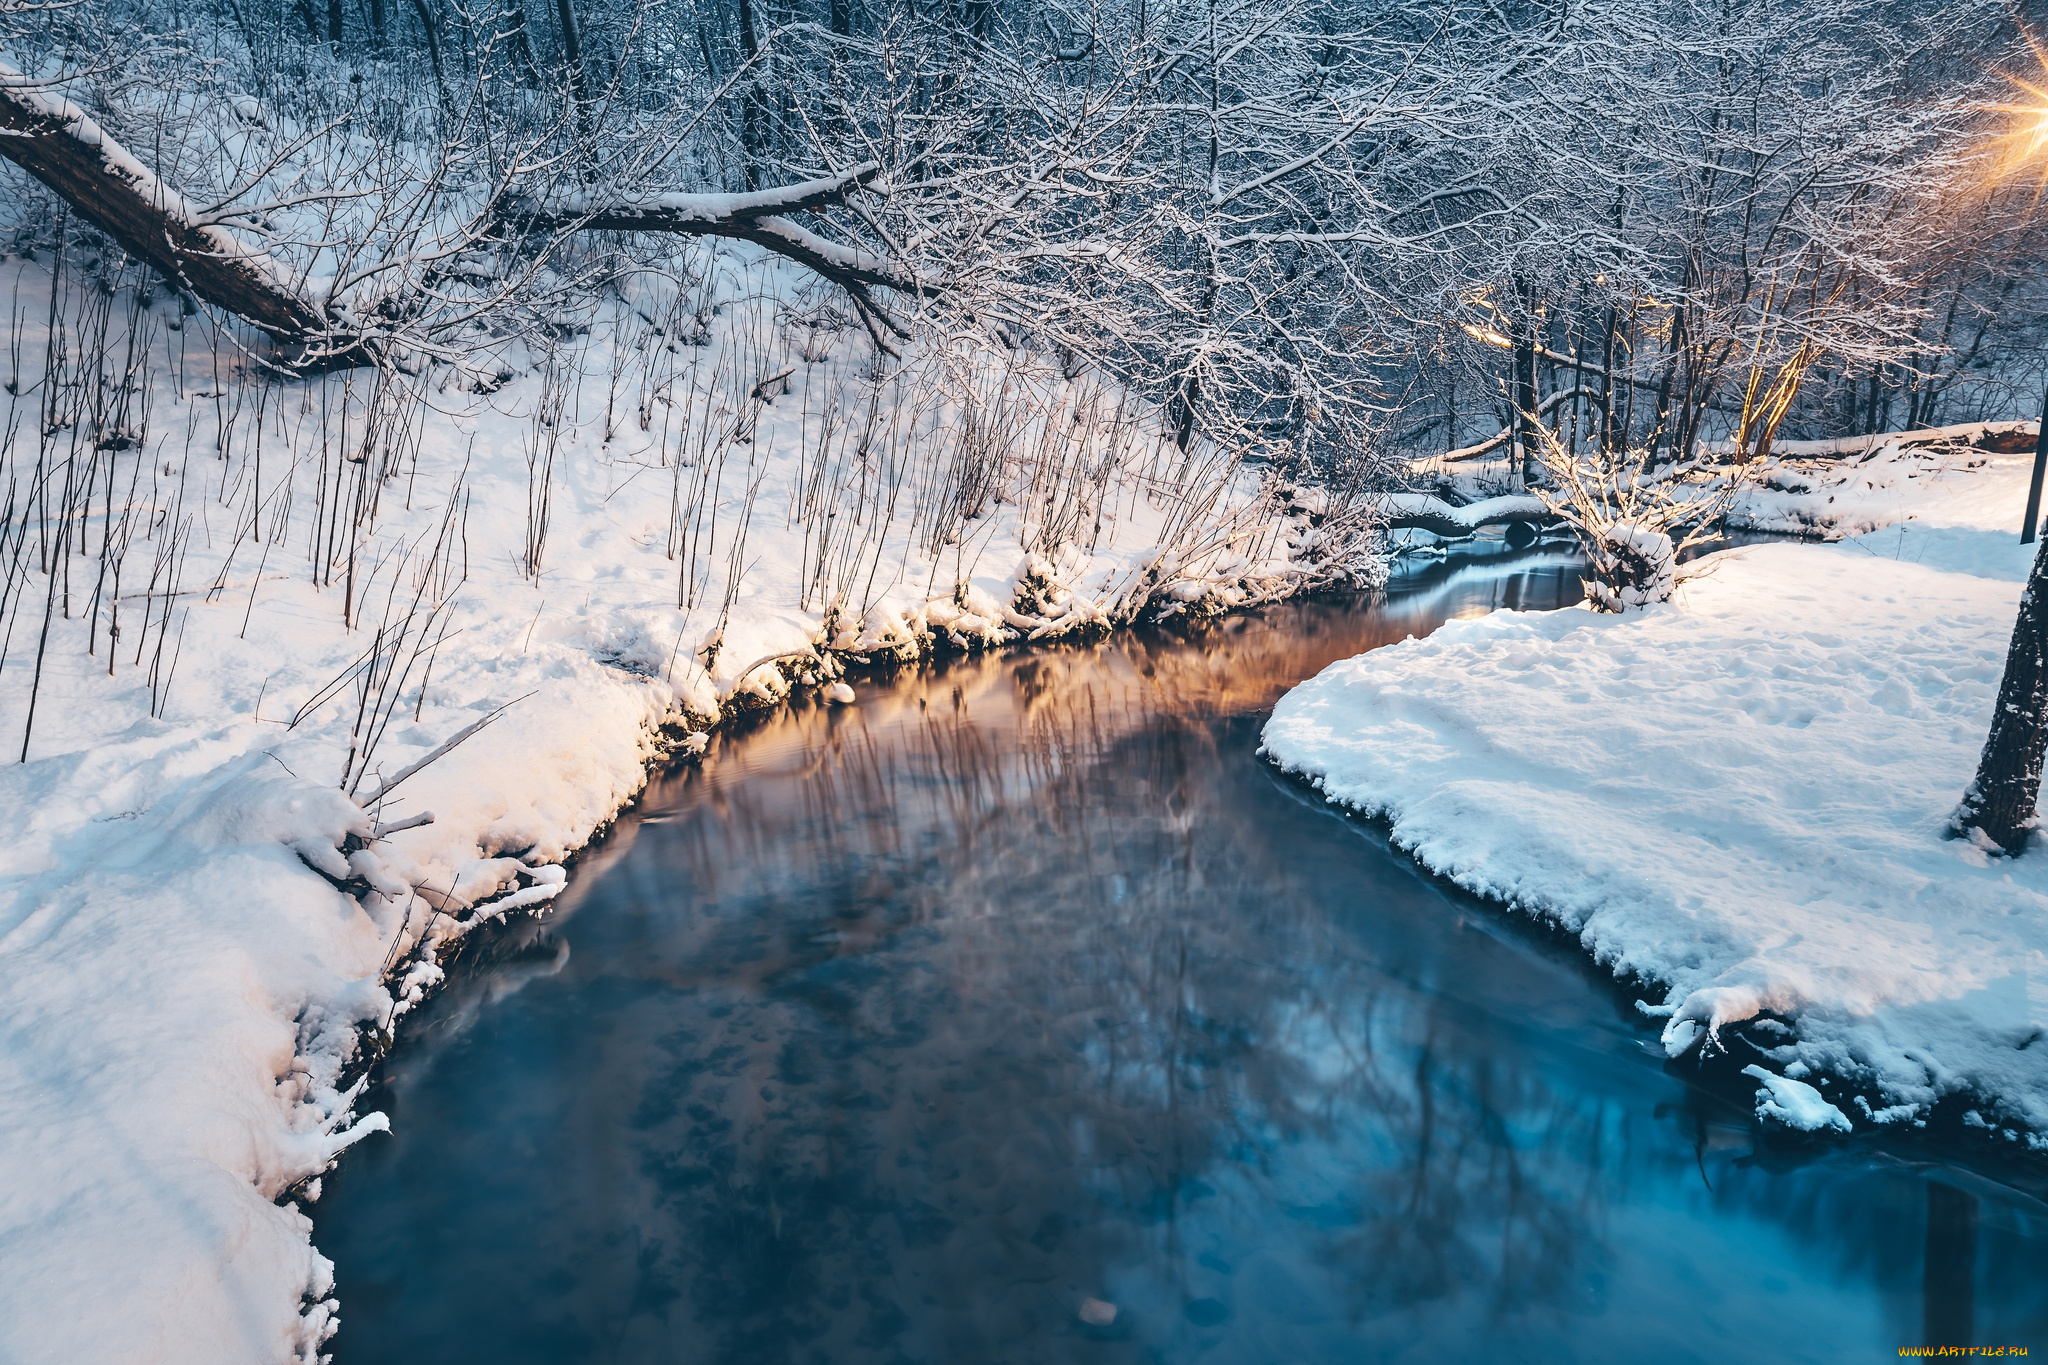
[
  {"x1": 1585, "y1": 521, "x2": 1675, "y2": 613},
  {"x1": 1743, "y1": 1065, "x2": 1853, "y2": 1134}
]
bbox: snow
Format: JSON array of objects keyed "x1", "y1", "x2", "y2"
[
  {"x1": 1380, "y1": 491, "x2": 1547, "y2": 537},
  {"x1": 1733, "y1": 434, "x2": 2028, "y2": 556},
  {"x1": 0, "y1": 244, "x2": 1358, "y2": 1362},
  {"x1": 1265, "y1": 448, "x2": 2048, "y2": 1142},
  {"x1": 1742, "y1": 1064, "x2": 1853, "y2": 1133},
  {"x1": 1584, "y1": 520, "x2": 1675, "y2": 612},
  {"x1": 1714, "y1": 419, "x2": 2033, "y2": 462},
  {"x1": 540, "y1": 162, "x2": 883, "y2": 224}
]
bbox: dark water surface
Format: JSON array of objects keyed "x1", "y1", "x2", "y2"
[{"x1": 320, "y1": 547, "x2": 2048, "y2": 1364}]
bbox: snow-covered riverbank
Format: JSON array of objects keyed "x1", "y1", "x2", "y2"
[
  {"x1": 0, "y1": 247, "x2": 1356, "y2": 1362},
  {"x1": 1267, "y1": 441, "x2": 2048, "y2": 1144}
]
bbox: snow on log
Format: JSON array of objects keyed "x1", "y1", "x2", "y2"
[
  {"x1": 1380, "y1": 492, "x2": 1552, "y2": 538},
  {"x1": 504, "y1": 161, "x2": 927, "y2": 298},
  {"x1": 1708, "y1": 419, "x2": 2037, "y2": 461},
  {"x1": 1433, "y1": 417, "x2": 2034, "y2": 470},
  {"x1": 0, "y1": 63, "x2": 325, "y2": 339},
  {"x1": 520, "y1": 163, "x2": 885, "y2": 230},
  {"x1": 1429, "y1": 386, "x2": 1602, "y2": 464}
]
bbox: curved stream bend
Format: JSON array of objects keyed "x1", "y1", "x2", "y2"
[{"x1": 318, "y1": 547, "x2": 2048, "y2": 1364}]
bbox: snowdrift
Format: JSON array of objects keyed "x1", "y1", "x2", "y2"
[{"x1": 1266, "y1": 452, "x2": 2048, "y2": 1146}]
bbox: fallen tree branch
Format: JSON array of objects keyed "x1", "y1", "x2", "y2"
[
  {"x1": 510, "y1": 163, "x2": 885, "y2": 231},
  {"x1": 1379, "y1": 492, "x2": 1555, "y2": 538},
  {"x1": 1431, "y1": 386, "x2": 1604, "y2": 464},
  {"x1": 501, "y1": 161, "x2": 929, "y2": 302},
  {"x1": 1704, "y1": 419, "x2": 2038, "y2": 461},
  {"x1": 370, "y1": 810, "x2": 437, "y2": 838},
  {"x1": 353, "y1": 693, "x2": 531, "y2": 807},
  {"x1": 0, "y1": 80, "x2": 924, "y2": 355},
  {"x1": 0, "y1": 62, "x2": 326, "y2": 340},
  {"x1": 1435, "y1": 416, "x2": 2037, "y2": 474},
  {"x1": 718, "y1": 648, "x2": 821, "y2": 699}
]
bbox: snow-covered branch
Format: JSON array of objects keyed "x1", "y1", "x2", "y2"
[{"x1": 0, "y1": 61, "x2": 326, "y2": 339}]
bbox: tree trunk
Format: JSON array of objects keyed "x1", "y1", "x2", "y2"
[
  {"x1": 409, "y1": 0, "x2": 453, "y2": 108},
  {"x1": 0, "y1": 69, "x2": 913, "y2": 357},
  {"x1": 553, "y1": 0, "x2": 589, "y2": 130},
  {"x1": 0, "y1": 68, "x2": 325, "y2": 340},
  {"x1": 1955, "y1": 533, "x2": 2048, "y2": 854},
  {"x1": 734, "y1": 0, "x2": 766, "y2": 190},
  {"x1": 504, "y1": 0, "x2": 541, "y2": 86},
  {"x1": 1510, "y1": 287, "x2": 1538, "y2": 486}
]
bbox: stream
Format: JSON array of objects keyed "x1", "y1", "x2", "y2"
[{"x1": 317, "y1": 545, "x2": 2048, "y2": 1363}]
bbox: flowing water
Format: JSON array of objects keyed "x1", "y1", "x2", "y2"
[{"x1": 318, "y1": 546, "x2": 2048, "y2": 1364}]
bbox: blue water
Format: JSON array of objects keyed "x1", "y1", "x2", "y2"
[{"x1": 317, "y1": 548, "x2": 2048, "y2": 1363}]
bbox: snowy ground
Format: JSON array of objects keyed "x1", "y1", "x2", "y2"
[
  {"x1": 1266, "y1": 441, "x2": 2048, "y2": 1144},
  {"x1": 0, "y1": 245, "x2": 1353, "y2": 1362}
]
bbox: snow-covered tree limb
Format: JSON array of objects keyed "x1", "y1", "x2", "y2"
[
  {"x1": 500, "y1": 161, "x2": 928, "y2": 307},
  {"x1": 0, "y1": 61, "x2": 326, "y2": 340},
  {"x1": 1379, "y1": 493, "x2": 1553, "y2": 539}
]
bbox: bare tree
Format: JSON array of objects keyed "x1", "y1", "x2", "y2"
[
  {"x1": 0, "y1": 0, "x2": 2028, "y2": 483},
  {"x1": 1531, "y1": 420, "x2": 1759, "y2": 609},
  {"x1": 1954, "y1": 546, "x2": 2048, "y2": 855}
]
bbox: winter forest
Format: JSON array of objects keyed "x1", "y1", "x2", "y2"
[{"x1": 8, "y1": 0, "x2": 2048, "y2": 1360}]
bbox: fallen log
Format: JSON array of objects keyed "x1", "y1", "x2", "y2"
[
  {"x1": 499, "y1": 161, "x2": 929, "y2": 342},
  {"x1": 1431, "y1": 386, "x2": 1603, "y2": 464},
  {"x1": 0, "y1": 71, "x2": 924, "y2": 351},
  {"x1": 1704, "y1": 419, "x2": 2039, "y2": 461},
  {"x1": 1432, "y1": 414, "x2": 2037, "y2": 472},
  {"x1": 1380, "y1": 492, "x2": 1555, "y2": 539},
  {"x1": 0, "y1": 62, "x2": 326, "y2": 340}
]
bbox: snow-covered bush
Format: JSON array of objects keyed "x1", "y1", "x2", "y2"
[
  {"x1": 1584, "y1": 522, "x2": 1677, "y2": 613},
  {"x1": 1532, "y1": 432, "x2": 1751, "y2": 612}
]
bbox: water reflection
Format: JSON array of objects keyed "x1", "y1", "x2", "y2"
[
  {"x1": 319, "y1": 547, "x2": 2048, "y2": 1364},
  {"x1": 1925, "y1": 1183, "x2": 1977, "y2": 1346}
]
